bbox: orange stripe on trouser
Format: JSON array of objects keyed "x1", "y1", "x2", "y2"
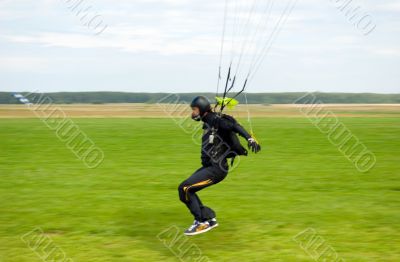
[{"x1": 183, "y1": 179, "x2": 213, "y2": 202}]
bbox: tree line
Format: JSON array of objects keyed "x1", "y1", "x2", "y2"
[{"x1": 1, "y1": 92, "x2": 399, "y2": 104}]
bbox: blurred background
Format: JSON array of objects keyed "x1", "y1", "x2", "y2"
[{"x1": 0, "y1": 0, "x2": 399, "y2": 261}]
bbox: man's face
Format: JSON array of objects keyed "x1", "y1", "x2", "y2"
[{"x1": 191, "y1": 107, "x2": 201, "y2": 121}]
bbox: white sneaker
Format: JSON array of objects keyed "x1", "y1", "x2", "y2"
[{"x1": 184, "y1": 220, "x2": 212, "y2": 236}]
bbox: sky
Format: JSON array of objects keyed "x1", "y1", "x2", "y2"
[{"x1": 0, "y1": 0, "x2": 399, "y2": 94}]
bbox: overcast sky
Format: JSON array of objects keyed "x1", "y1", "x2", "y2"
[{"x1": 0, "y1": 0, "x2": 399, "y2": 93}]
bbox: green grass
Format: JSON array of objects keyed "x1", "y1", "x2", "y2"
[{"x1": 0, "y1": 117, "x2": 399, "y2": 261}]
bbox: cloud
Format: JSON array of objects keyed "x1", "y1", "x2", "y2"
[
  {"x1": 1, "y1": 0, "x2": 302, "y2": 57},
  {"x1": 373, "y1": 48, "x2": 400, "y2": 57},
  {"x1": 0, "y1": 0, "x2": 399, "y2": 93},
  {"x1": 0, "y1": 56, "x2": 50, "y2": 72},
  {"x1": 376, "y1": 2, "x2": 400, "y2": 12},
  {"x1": 3, "y1": 30, "x2": 220, "y2": 55}
]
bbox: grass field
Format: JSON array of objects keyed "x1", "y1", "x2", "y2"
[{"x1": 0, "y1": 105, "x2": 399, "y2": 261}]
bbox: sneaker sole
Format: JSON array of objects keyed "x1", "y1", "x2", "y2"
[
  {"x1": 209, "y1": 223, "x2": 219, "y2": 229},
  {"x1": 184, "y1": 226, "x2": 212, "y2": 236}
]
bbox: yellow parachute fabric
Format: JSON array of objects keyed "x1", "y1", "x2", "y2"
[{"x1": 215, "y1": 97, "x2": 239, "y2": 109}]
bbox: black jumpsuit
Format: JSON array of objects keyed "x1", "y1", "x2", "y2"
[{"x1": 178, "y1": 112, "x2": 251, "y2": 222}]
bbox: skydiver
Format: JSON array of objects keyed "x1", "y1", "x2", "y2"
[{"x1": 178, "y1": 96, "x2": 261, "y2": 236}]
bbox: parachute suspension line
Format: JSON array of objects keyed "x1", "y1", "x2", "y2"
[
  {"x1": 247, "y1": 0, "x2": 298, "y2": 83},
  {"x1": 218, "y1": 0, "x2": 262, "y2": 115},
  {"x1": 239, "y1": 0, "x2": 297, "y2": 139},
  {"x1": 227, "y1": 75, "x2": 237, "y2": 95},
  {"x1": 235, "y1": 0, "x2": 275, "y2": 80},
  {"x1": 213, "y1": 0, "x2": 298, "y2": 143},
  {"x1": 225, "y1": 0, "x2": 240, "y2": 105},
  {"x1": 231, "y1": 0, "x2": 261, "y2": 80},
  {"x1": 228, "y1": 0, "x2": 274, "y2": 104},
  {"x1": 224, "y1": 0, "x2": 243, "y2": 96},
  {"x1": 218, "y1": 0, "x2": 261, "y2": 106},
  {"x1": 222, "y1": 72, "x2": 249, "y2": 111},
  {"x1": 216, "y1": 0, "x2": 229, "y2": 98},
  {"x1": 222, "y1": 0, "x2": 270, "y2": 116},
  {"x1": 230, "y1": 0, "x2": 248, "y2": 65},
  {"x1": 244, "y1": 92, "x2": 254, "y2": 135},
  {"x1": 230, "y1": 0, "x2": 240, "y2": 59},
  {"x1": 220, "y1": 63, "x2": 232, "y2": 111}
]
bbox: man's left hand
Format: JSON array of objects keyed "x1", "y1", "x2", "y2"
[{"x1": 248, "y1": 138, "x2": 261, "y2": 153}]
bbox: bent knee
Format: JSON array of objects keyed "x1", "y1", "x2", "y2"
[
  {"x1": 178, "y1": 181, "x2": 188, "y2": 192},
  {"x1": 178, "y1": 183, "x2": 191, "y2": 202}
]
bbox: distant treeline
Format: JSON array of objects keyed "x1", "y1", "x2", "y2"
[{"x1": 1, "y1": 92, "x2": 399, "y2": 104}]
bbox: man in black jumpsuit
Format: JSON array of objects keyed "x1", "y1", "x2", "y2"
[{"x1": 178, "y1": 96, "x2": 261, "y2": 235}]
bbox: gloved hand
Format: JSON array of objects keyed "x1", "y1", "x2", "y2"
[{"x1": 248, "y1": 138, "x2": 261, "y2": 153}]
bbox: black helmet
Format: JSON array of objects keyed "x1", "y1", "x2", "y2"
[{"x1": 190, "y1": 96, "x2": 211, "y2": 116}]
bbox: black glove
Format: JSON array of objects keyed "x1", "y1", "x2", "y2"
[{"x1": 247, "y1": 138, "x2": 261, "y2": 153}]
